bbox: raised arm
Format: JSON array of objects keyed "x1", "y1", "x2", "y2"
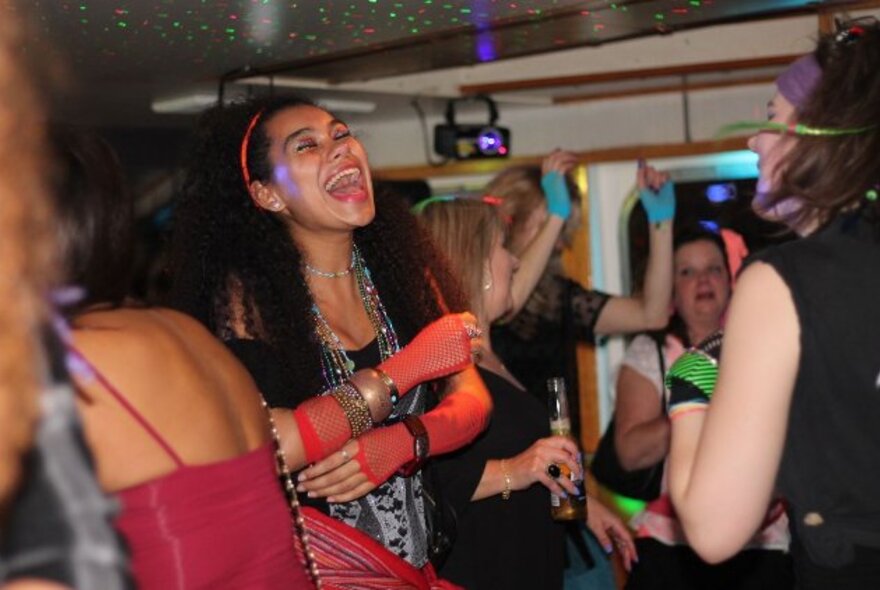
[
  {"x1": 594, "y1": 163, "x2": 674, "y2": 335},
  {"x1": 507, "y1": 150, "x2": 579, "y2": 316},
  {"x1": 667, "y1": 262, "x2": 799, "y2": 562}
]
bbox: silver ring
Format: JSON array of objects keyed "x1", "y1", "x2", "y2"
[
  {"x1": 340, "y1": 449, "x2": 350, "y2": 463},
  {"x1": 465, "y1": 323, "x2": 483, "y2": 339}
]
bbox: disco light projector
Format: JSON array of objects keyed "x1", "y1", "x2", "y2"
[{"x1": 434, "y1": 95, "x2": 510, "y2": 160}]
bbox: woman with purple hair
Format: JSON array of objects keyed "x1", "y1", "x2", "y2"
[{"x1": 666, "y1": 20, "x2": 880, "y2": 589}]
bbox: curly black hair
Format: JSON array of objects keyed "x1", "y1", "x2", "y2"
[{"x1": 167, "y1": 95, "x2": 467, "y2": 402}]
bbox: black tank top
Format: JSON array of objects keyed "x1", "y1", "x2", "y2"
[{"x1": 751, "y1": 211, "x2": 880, "y2": 579}]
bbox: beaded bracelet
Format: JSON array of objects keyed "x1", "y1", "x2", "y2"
[{"x1": 331, "y1": 382, "x2": 372, "y2": 437}]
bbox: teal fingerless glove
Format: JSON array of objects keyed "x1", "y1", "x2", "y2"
[
  {"x1": 666, "y1": 331, "x2": 723, "y2": 419},
  {"x1": 540, "y1": 171, "x2": 571, "y2": 220},
  {"x1": 639, "y1": 181, "x2": 676, "y2": 224}
]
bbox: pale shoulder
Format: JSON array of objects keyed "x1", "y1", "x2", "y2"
[
  {"x1": 71, "y1": 307, "x2": 230, "y2": 374},
  {"x1": 728, "y1": 261, "x2": 795, "y2": 318}
]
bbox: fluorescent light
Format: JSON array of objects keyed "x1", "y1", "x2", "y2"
[
  {"x1": 151, "y1": 92, "x2": 219, "y2": 114},
  {"x1": 316, "y1": 98, "x2": 377, "y2": 114}
]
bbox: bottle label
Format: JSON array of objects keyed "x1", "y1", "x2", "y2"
[{"x1": 549, "y1": 418, "x2": 571, "y2": 437}]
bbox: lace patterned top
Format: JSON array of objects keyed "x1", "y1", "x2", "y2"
[{"x1": 492, "y1": 264, "x2": 609, "y2": 434}]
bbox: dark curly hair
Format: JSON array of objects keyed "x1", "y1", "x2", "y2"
[
  {"x1": 167, "y1": 95, "x2": 467, "y2": 402},
  {"x1": 768, "y1": 21, "x2": 880, "y2": 234}
]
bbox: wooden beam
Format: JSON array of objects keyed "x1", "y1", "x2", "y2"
[
  {"x1": 553, "y1": 74, "x2": 777, "y2": 105},
  {"x1": 459, "y1": 54, "x2": 801, "y2": 95},
  {"x1": 373, "y1": 136, "x2": 749, "y2": 181}
]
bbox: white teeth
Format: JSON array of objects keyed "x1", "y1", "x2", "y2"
[{"x1": 325, "y1": 168, "x2": 360, "y2": 192}]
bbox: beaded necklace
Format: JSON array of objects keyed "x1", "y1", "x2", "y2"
[
  {"x1": 263, "y1": 400, "x2": 321, "y2": 587},
  {"x1": 311, "y1": 245, "x2": 400, "y2": 388}
]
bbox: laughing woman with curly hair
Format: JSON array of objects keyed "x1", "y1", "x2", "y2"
[{"x1": 168, "y1": 96, "x2": 491, "y2": 589}]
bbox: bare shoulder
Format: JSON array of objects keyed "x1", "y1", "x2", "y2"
[
  {"x1": 727, "y1": 261, "x2": 796, "y2": 323},
  {"x1": 71, "y1": 307, "x2": 216, "y2": 375}
]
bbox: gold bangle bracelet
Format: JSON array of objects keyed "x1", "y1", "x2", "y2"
[
  {"x1": 349, "y1": 368, "x2": 392, "y2": 423},
  {"x1": 375, "y1": 368, "x2": 400, "y2": 406},
  {"x1": 500, "y1": 459, "x2": 512, "y2": 501}
]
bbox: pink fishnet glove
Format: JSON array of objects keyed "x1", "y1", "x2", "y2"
[
  {"x1": 354, "y1": 387, "x2": 491, "y2": 485},
  {"x1": 378, "y1": 313, "x2": 476, "y2": 394},
  {"x1": 292, "y1": 313, "x2": 478, "y2": 464},
  {"x1": 292, "y1": 396, "x2": 352, "y2": 464}
]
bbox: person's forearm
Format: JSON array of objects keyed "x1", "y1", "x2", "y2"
[
  {"x1": 470, "y1": 459, "x2": 507, "y2": 501},
  {"x1": 508, "y1": 216, "x2": 565, "y2": 316},
  {"x1": 640, "y1": 220, "x2": 674, "y2": 328},
  {"x1": 423, "y1": 366, "x2": 492, "y2": 456},
  {"x1": 616, "y1": 417, "x2": 670, "y2": 470}
]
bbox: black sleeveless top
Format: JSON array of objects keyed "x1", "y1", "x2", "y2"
[
  {"x1": 434, "y1": 367, "x2": 565, "y2": 590},
  {"x1": 750, "y1": 212, "x2": 880, "y2": 581}
]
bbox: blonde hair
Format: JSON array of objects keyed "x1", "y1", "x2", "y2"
[
  {"x1": 0, "y1": 7, "x2": 56, "y2": 506},
  {"x1": 484, "y1": 165, "x2": 544, "y2": 247},
  {"x1": 485, "y1": 163, "x2": 581, "y2": 252},
  {"x1": 419, "y1": 198, "x2": 506, "y2": 318}
]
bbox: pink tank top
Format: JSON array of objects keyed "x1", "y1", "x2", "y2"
[{"x1": 70, "y1": 347, "x2": 313, "y2": 590}]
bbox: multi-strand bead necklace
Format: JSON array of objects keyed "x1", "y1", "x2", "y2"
[{"x1": 311, "y1": 245, "x2": 400, "y2": 388}]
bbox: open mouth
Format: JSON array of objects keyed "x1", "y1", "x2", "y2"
[
  {"x1": 695, "y1": 290, "x2": 716, "y2": 302},
  {"x1": 324, "y1": 167, "x2": 367, "y2": 202}
]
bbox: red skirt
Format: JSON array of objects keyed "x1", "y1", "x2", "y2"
[{"x1": 302, "y1": 506, "x2": 461, "y2": 590}]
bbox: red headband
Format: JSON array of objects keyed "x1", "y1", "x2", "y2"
[{"x1": 240, "y1": 109, "x2": 264, "y2": 188}]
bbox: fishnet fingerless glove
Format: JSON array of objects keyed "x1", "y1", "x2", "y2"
[
  {"x1": 378, "y1": 314, "x2": 473, "y2": 394},
  {"x1": 354, "y1": 387, "x2": 491, "y2": 485}
]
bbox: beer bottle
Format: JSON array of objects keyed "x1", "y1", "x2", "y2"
[{"x1": 547, "y1": 377, "x2": 587, "y2": 521}]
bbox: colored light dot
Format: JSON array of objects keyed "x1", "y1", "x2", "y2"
[
  {"x1": 80, "y1": 17, "x2": 88, "y2": 23},
  {"x1": 460, "y1": 7, "x2": 471, "y2": 14},
  {"x1": 79, "y1": 4, "x2": 87, "y2": 10},
  {"x1": 410, "y1": 27, "x2": 419, "y2": 33},
  {"x1": 389, "y1": 12, "x2": 396, "y2": 17},
  {"x1": 200, "y1": 24, "x2": 208, "y2": 30},
  {"x1": 364, "y1": 27, "x2": 375, "y2": 34},
  {"x1": 173, "y1": 21, "x2": 181, "y2": 28},
  {"x1": 654, "y1": 13, "x2": 665, "y2": 20},
  {"x1": 368, "y1": 0, "x2": 376, "y2": 3},
  {"x1": 225, "y1": 27, "x2": 235, "y2": 33},
  {"x1": 117, "y1": 21, "x2": 127, "y2": 28},
  {"x1": 690, "y1": 0, "x2": 701, "y2": 5}
]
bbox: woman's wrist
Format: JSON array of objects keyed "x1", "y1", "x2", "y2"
[
  {"x1": 499, "y1": 458, "x2": 512, "y2": 500},
  {"x1": 348, "y1": 368, "x2": 393, "y2": 423}
]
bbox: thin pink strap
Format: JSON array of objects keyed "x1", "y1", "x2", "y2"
[{"x1": 68, "y1": 345, "x2": 185, "y2": 467}]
